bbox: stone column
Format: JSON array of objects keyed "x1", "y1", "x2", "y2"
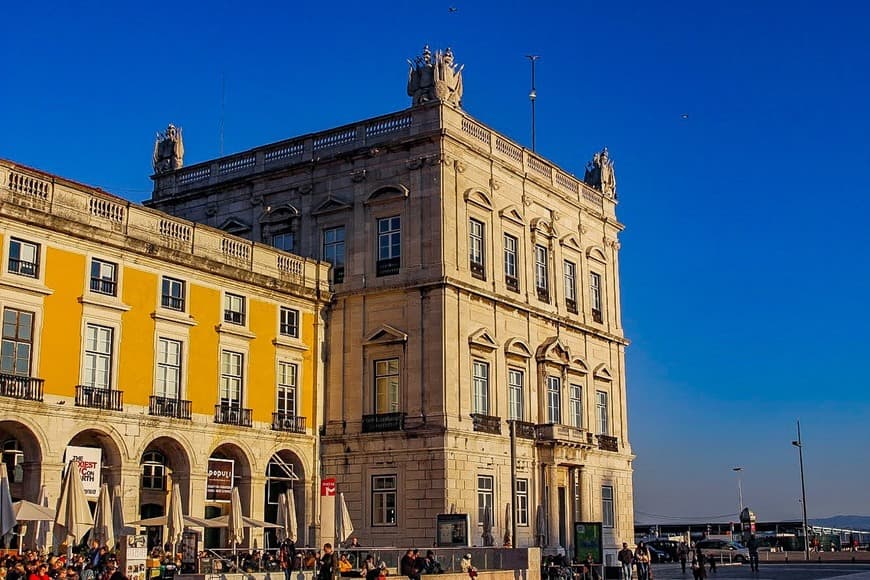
[
  {"x1": 249, "y1": 474, "x2": 268, "y2": 550},
  {"x1": 546, "y1": 463, "x2": 559, "y2": 549},
  {"x1": 578, "y1": 466, "x2": 591, "y2": 522}
]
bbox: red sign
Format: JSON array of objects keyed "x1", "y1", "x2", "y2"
[{"x1": 321, "y1": 477, "x2": 336, "y2": 497}]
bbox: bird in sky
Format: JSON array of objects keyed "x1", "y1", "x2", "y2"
[{"x1": 448, "y1": 6, "x2": 458, "y2": 13}]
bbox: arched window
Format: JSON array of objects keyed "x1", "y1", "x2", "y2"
[{"x1": 141, "y1": 451, "x2": 166, "y2": 490}]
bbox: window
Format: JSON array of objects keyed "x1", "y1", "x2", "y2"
[
  {"x1": 569, "y1": 383, "x2": 583, "y2": 428},
  {"x1": 515, "y1": 479, "x2": 529, "y2": 526},
  {"x1": 535, "y1": 244, "x2": 549, "y2": 302},
  {"x1": 271, "y1": 232, "x2": 295, "y2": 252},
  {"x1": 596, "y1": 390, "x2": 609, "y2": 435},
  {"x1": 280, "y1": 307, "x2": 300, "y2": 338},
  {"x1": 155, "y1": 338, "x2": 182, "y2": 399},
  {"x1": 8, "y1": 239, "x2": 39, "y2": 278},
  {"x1": 564, "y1": 261, "x2": 577, "y2": 313},
  {"x1": 323, "y1": 226, "x2": 346, "y2": 283},
  {"x1": 2, "y1": 440, "x2": 24, "y2": 483},
  {"x1": 547, "y1": 376, "x2": 561, "y2": 424},
  {"x1": 504, "y1": 234, "x2": 519, "y2": 292},
  {"x1": 141, "y1": 451, "x2": 166, "y2": 490},
  {"x1": 508, "y1": 368, "x2": 524, "y2": 421},
  {"x1": 374, "y1": 358, "x2": 399, "y2": 413},
  {"x1": 161, "y1": 277, "x2": 185, "y2": 311},
  {"x1": 83, "y1": 324, "x2": 113, "y2": 389},
  {"x1": 1, "y1": 308, "x2": 34, "y2": 376},
  {"x1": 376, "y1": 216, "x2": 401, "y2": 276},
  {"x1": 602, "y1": 485, "x2": 614, "y2": 528},
  {"x1": 469, "y1": 219, "x2": 485, "y2": 280},
  {"x1": 220, "y1": 350, "x2": 244, "y2": 405},
  {"x1": 472, "y1": 360, "x2": 489, "y2": 415},
  {"x1": 90, "y1": 259, "x2": 117, "y2": 296},
  {"x1": 277, "y1": 361, "x2": 298, "y2": 416},
  {"x1": 372, "y1": 475, "x2": 397, "y2": 526},
  {"x1": 477, "y1": 475, "x2": 494, "y2": 526},
  {"x1": 224, "y1": 293, "x2": 246, "y2": 325},
  {"x1": 590, "y1": 272, "x2": 603, "y2": 322}
]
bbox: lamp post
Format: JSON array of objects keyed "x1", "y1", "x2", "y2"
[
  {"x1": 732, "y1": 467, "x2": 744, "y2": 515},
  {"x1": 525, "y1": 55, "x2": 540, "y2": 152},
  {"x1": 792, "y1": 420, "x2": 810, "y2": 561}
]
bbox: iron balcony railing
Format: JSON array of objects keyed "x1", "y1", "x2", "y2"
[
  {"x1": 510, "y1": 420, "x2": 537, "y2": 440},
  {"x1": 271, "y1": 412, "x2": 307, "y2": 433},
  {"x1": 471, "y1": 413, "x2": 502, "y2": 435},
  {"x1": 376, "y1": 257, "x2": 400, "y2": 277},
  {"x1": 505, "y1": 275, "x2": 519, "y2": 293},
  {"x1": 361, "y1": 412, "x2": 405, "y2": 433},
  {"x1": 597, "y1": 434, "x2": 619, "y2": 452},
  {"x1": 214, "y1": 404, "x2": 252, "y2": 427},
  {"x1": 470, "y1": 260, "x2": 486, "y2": 280},
  {"x1": 75, "y1": 385, "x2": 123, "y2": 411},
  {"x1": 149, "y1": 396, "x2": 192, "y2": 420},
  {"x1": 0, "y1": 374, "x2": 44, "y2": 401}
]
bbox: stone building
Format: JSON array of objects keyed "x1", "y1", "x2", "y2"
[
  {"x1": 147, "y1": 47, "x2": 634, "y2": 560},
  {"x1": 0, "y1": 159, "x2": 330, "y2": 550}
]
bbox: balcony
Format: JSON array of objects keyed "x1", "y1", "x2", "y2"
[
  {"x1": 505, "y1": 275, "x2": 519, "y2": 293},
  {"x1": 471, "y1": 413, "x2": 502, "y2": 435},
  {"x1": 75, "y1": 385, "x2": 123, "y2": 411},
  {"x1": 536, "y1": 287, "x2": 550, "y2": 303},
  {"x1": 8, "y1": 258, "x2": 38, "y2": 278},
  {"x1": 362, "y1": 412, "x2": 405, "y2": 433},
  {"x1": 272, "y1": 412, "x2": 307, "y2": 434},
  {"x1": 90, "y1": 278, "x2": 117, "y2": 296},
  {"x1": 566, "y1": 299, "x2": 578, "y2": 314},
  {"x1": 597, "y1": 434, "x2": 619, "y2": 452},
  {"x1": 149, "y1": 396, "x2": 192, "y2": 420},
  {"x1": 214, "y1": 404, "x2": 253, "y2": 427},
  {"x1": 332, "y1": 266, "x2": 345, "y2": 284},
  {"x1": 536, "y1": 423, "x2": 590, "y2": 446},
  {"x1": 0, "y1": 374, "x2": 44, "y2": 401},
  {"x1": 376, "y1": 257, "x2": 400, "y2": 277},
  {"x1": 510, "y1": 420, "x2": 537, "y2": 440}
]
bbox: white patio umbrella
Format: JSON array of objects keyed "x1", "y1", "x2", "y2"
[
  {"x1": 35, "y1": 486, "x2": 52, "y2": 552},
  {"x1": 482, "y1": 504, "x2": 494, "y2": 547},
  {"x1": 166, "y1": 486, "x2": 184, "y2": 552},
  {"x1": 92, "y1": 483, "x2": 115, "y2": 549},
  {"x1": 275, "y1": 493, "x2": 288, "y2": 543},
  {"x1": 503, "y1": 503, "x2": 512, "y2": 547},
  {"x1": 335, "y1": 492, "x2": 353, "y2": 545},
  {"x1": 13, "y1": 500, "x2": 55, "y2": 522},
  {"x1": 227, "y1": 487, "x2": 244, "y2": 557},
  {"x1": 0, "y1": 464, "x2": 16, "y2": 546},
  {"x1": 285, "y1": 491, "x2": 298, "y2": 544},
  {"x1": 54, "y1": 460, "x2": 94, "y2": 553}
]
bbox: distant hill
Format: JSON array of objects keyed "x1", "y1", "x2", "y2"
[{"x1": 811, "y1": 516, "x2": 870, "y2": 530}]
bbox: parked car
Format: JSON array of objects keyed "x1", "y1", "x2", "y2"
[
  {"x1": 647, "y1": 540, "x2": 681, "y2": 562},
  {"x1": 646, "y1": 546, "x2": 671, "y2": 563},
  {"x1": 695, "y1": 539, "x2": 749, "y2": 563}
]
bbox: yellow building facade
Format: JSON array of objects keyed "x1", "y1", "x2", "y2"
[{"x1": 0, "y1": 160, "x2": 330, "y2": 549}]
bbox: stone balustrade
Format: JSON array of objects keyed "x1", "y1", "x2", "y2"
[{"x1": 0, "y1": 162, "x2": 330, "y2": 295}]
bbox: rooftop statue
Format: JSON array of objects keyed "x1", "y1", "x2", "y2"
[
  {"x1": 407, "y1": 45, "x2": 464, "y2": 107},
  {"x1": 152, "y1": 123, "x2": 185, "y2": 173},
  {"x1": 583, "y1": 147, "x2": 617, "y2": 198}
]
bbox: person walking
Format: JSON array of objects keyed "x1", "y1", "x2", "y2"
[
  {"x1": 634, "y1": 542, "x2": 650, "y2": 580},
  {"x1": 747, "y1": 536, "x2": 759, "y2": 572},
  {"x1": 677, "y1": 543, "x2": 688, "y2": 574},
  {"x1": 691, "y1": 551, "x2": 706, "y2": 580},
  {"x1": 319, "y1": 544, "x2": 339, "y2": 580},
  {"x1": 617, "y1": 543, "x2": 634, "y2": 580}
]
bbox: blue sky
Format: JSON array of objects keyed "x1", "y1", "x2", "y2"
[{"x1": 2, "y1": 1, "x2": 869, "y2": 522}]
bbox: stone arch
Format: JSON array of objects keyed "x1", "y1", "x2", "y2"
[
  {"x1": 138, "y1": 435, "x2": 194, "y2": 514},
  {"x1": 0, "y1": 419, "x2": 46, "y2": 501},
  {"x1": 67, "y1": 426, "x2": 127, "y2": 490},
  {"x1": 263, "y1": 449, "x2": 307, "y2": 547},
  {"x1": 205, "y1": 441, "x2": 256, "y2": 549}
]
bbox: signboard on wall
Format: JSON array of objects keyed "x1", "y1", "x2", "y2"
[
  {"x1": 206, "y1": 458, "x2": 234, "y2": 503},
  {"x1": 574, "y1": 522, "x2": 603, "y2": 564},
  {"x1": 436, "y1": 514, "x2": 471, "y2": 547},
  {"x1": 64, "y1": 446, "x2": 102, "y2": 498},
  {"x1": 320, "y1": 477, "x2": 336, "y2": 497}
]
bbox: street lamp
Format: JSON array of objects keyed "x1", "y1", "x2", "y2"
[
  {"x1": 732, "y1": 467, "x2": 744, "y2": 515},
  {"x1": 792, "y1": 420, "x2": 810, "y2": 561}
]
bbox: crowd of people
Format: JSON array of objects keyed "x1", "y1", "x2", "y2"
[{"x1": 0, "y1": 540, "x2": 144, "y2": 580}]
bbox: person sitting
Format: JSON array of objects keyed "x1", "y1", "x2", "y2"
[{"x1": 420, "y1": 552, "x2": 443, "y2": 575}]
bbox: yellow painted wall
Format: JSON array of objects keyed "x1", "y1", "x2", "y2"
[
  {"x1": 120, "y1": 266, "x2": 157, "y2": 405},
  {"x1": 41, "y1": 247, "x2": 86, "y2": 398},
  {"x1": 187, "y1": 284, "x2": 220, "y2": 414},
  {"x1": 248, "y1": 299, "x2": 275, "y2": 422}
]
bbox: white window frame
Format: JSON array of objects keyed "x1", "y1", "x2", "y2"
[
  {"x1": 547, "y1": 375, "x2": 561, "y2": 424},
  {"x1": 504, "y1": 234, "x2": 518, "y2": 279},
  {"x1": 161, "y1": 276, "x2": 186, "y2": 311},
  {"x1": 477, "y1": 475, "x2": 494, "y2": 526},
  {"x1": 569, "y1": 383, "x2": 583, "y2": 428},
  {"x1": 508, "y1": 368, "x2": 524, "y2": 421},
  {"x1": 516, "y1": 478, "x2": 529, "y2": 526},
  {"x1": 89, "y1": 258, "x2": 118, "y2": 296},
  {"x1": 469, "y1": 218, "x2": 485, "y2": 268},
  {"x1": 280, "y1": 307, "x2": 300, "y2": 338},
  {"x1": 83, "y1": 323, "x2": 114, "y2": 390},
  {"x1": 141, "y1": 451, "x2": 166, "y2": 490},
  {"x1": 224, "y1": 293, "x2": 246, "y2": 326},
  {"x1": 372, "y1": 474, "x2": 398, "y2": 526},
  {"x1": 602, "y1": 485, "x2": 614, "y2": 528},
  {"x1": 535, "y1": 244, "x2": 549, "y2": 296},
  {"x1": 323, "y1": 226, "x2": 346, "y2": 266},
  {"x1": 1, "y1": 307, "x2": 34, "y2": 377},
  {"x1": 271, "y1": 232, "x2": 296, "y2": 252},
  {"x1": 277, "y1": 361, "x2": 298, "y2": 416},
  {"x1": 564, "y1": 260, "x2": 577, "y2": 307},
  {"x1": 7, "y1": 238, "x2": 40, "y2": 278},
  {"x1": 596, "y1": 390, "x2": 609, "y2": 435},
  {"x1": 155, "y1": 337, "x2": 182, "y2": 399},
  {"x1": 590, "y1": 271, "x2": 603, "y2": 318},
  {"x1": 220, "y1": 350, "x2": 244, "y2": 406},
  {"x1": 377, "y1": 216, "x2": 401, "y2": 260},
  {"x1": 472, "y1": 360, "x2": 490, "y2": 415},
  {"x1": 374, "y1": 358, "x2": 400, "y2": 413}
]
